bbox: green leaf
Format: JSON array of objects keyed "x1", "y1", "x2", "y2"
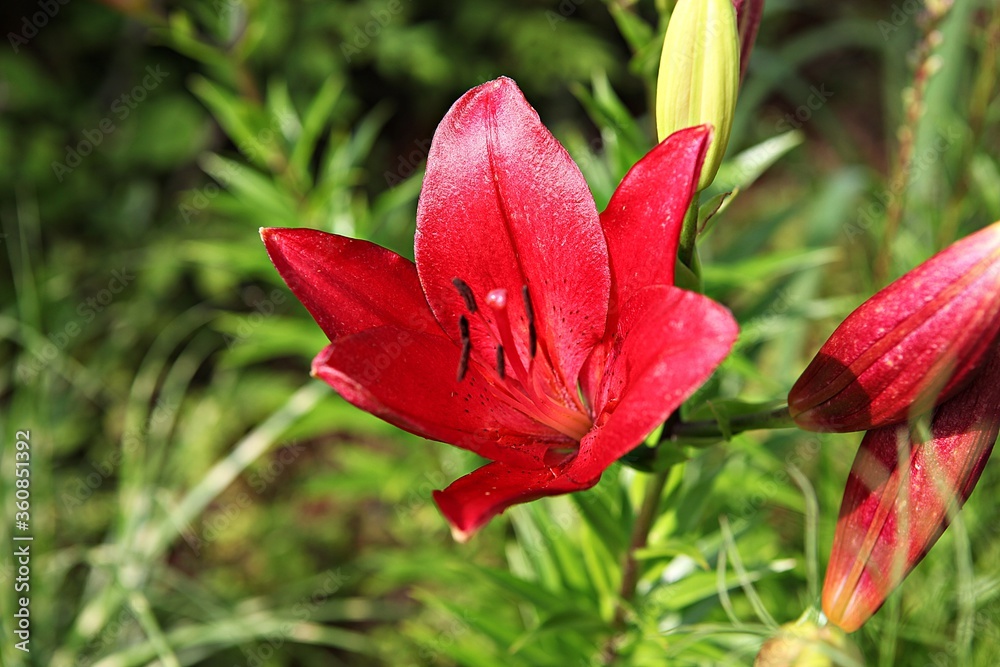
[
  {"x1": 570, "y1": 489, "x2": 628, "y2": 555},
  {"x1": 199, "y1": 153, "x2": 299, "y2": 224},
  {"x1": 290, "y1": 76, "x2": 345, "y2": 182},
  {"x1": 509, "y1": 609, "x2": 609, "y2": 654},
  {"x1": 702, "y1": 247, "x2": 840, "y2": 288},
  {"x1": 634, "y1": 542, "x2": 711, "y2": 571},
  {"x1": 712, "y1": 131, "x2": 804, "y2": 194},
  {"x1": 608, "y1": 3, "x2": 655, "y2": 54},
  {"x1": 472, "y1": 566, "x2": 580, "y2": 614}
]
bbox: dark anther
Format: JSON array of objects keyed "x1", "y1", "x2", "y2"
[
  {"x1": 522, "y1": 285, "x2": 537, "y2": 358},
  {"x1": 457, "y1": 315, "x2": 471, "y2": 382},
  {"x1": 452, "y1": 278, "x2": 478, "y2": 313},
  {"x1": 496, "y1": 345, "x2": 505, "y2": 379}
]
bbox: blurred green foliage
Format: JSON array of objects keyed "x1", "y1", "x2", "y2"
[{"x1": 1, "y1": 0, "x2": 999, "y2": 665}]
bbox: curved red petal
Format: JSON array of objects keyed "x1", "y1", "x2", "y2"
[
  {"x1": 415, "y1": 77, "x2": 610, "y2": 392},
  {"x1": 311, "y1": 327, "x2": 573, "y2": 469},
  {"x1": 570, "y1": 286, "x2": 738, "y2": 482},
  {"x1": 823, "y1": 345, "x2": 1000, "y2": 632},
  {"x1": 261, "y1": 227, "x2": 438, "y2": 340},
  {"x1": 433, "y1": 461, "x2": 595, "y2": 542},
  {"x1": 600, "y1": 125, "x2": 710, "y2": 311}
]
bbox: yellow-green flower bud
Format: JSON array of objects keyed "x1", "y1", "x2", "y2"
[
  {"x1": 656, "y1": 0, "x2": 740, "y2": 191},
  {"x1": 754, "y1": 621, "x2": 864, "y2": 667}
]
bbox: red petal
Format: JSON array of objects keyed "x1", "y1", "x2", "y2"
[
  {"x1": 580, "y1": 127, "x2": 710, "y2": 405},
  {"x1": 311, "y1": 327, "x2": 573, "y2": 469},
  {"x1": 572, "y1": 286, "x2": 738, "y2": 480},
  {"x1": 600, "y1": 125, "x2": 710, "y2": 311},
  {"x1": 790, "y1": 222, "x2": 1000, "y2": 431},
  {"x1": 415, "y1": 77, "x2": 610, "y2": 392},
  {"x1": 433, "y1": 461, "x2": 594, "y2": 542},
  {"x1": 822, "y1": 345, "x2": 1000, "y2": 632},
  {"x1": 261, "y1": 227, "x2": 437, "y2": 340}
]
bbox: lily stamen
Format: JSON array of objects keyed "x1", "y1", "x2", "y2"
[
  {"x1": 457, "y1": 315, "x2": 471, "y2": 382},
  {"x1": 522, "y1": 285, "x2": 537, "y2": 358},
  {"x1": 452, "y1": 277, "x2": 478, "y2": 313}
]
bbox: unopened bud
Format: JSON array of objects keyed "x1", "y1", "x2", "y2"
[
  {"x1": 823, "y1": 345, "x2": 1000, "y2": 632},
  {"x1": 789, "y1": 221, "x2": 1000, "y2": 432},
  {"x1": 656, "y1": 0, "x2": 740, "y2": 190},
  {"x1": 754, "y1": 620, "x2": 863, "y2": 666}
]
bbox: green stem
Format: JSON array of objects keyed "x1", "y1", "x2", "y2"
[
  {"x1": 603, "y1": 466, "x2": 672, "y2": 662},
  {"x1": 676, "y1": 194, "x2": 701, "y2": 274},
  {"x1": 668, "y1": 405, "x2": 793, "y2": 440}
]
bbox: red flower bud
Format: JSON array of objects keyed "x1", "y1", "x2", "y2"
[
  {"x1": 822, "y1": 345, "x2": 1000, "y2": 632},
  {"x1": 789, "y1": 222, "x2": 1000, "y2": 432},
  {"x1": 733, "y1": 0, "x2": 764, "y2": 83}
]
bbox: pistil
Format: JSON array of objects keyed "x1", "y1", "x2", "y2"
[{"x1": 485, "y1": 289, "x2": 530, "y2": 385}]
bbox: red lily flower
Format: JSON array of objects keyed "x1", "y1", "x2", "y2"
[
  {"x1": 262, "y1": 77, "x2": 738, "y2": 540},
  {"x1": 822, "y1": 343, "x2": 1000, "y2": 632}
]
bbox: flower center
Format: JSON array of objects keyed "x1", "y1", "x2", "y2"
[{"x1": 451, "y1": 277, "x2": 593, "y2": 441}]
